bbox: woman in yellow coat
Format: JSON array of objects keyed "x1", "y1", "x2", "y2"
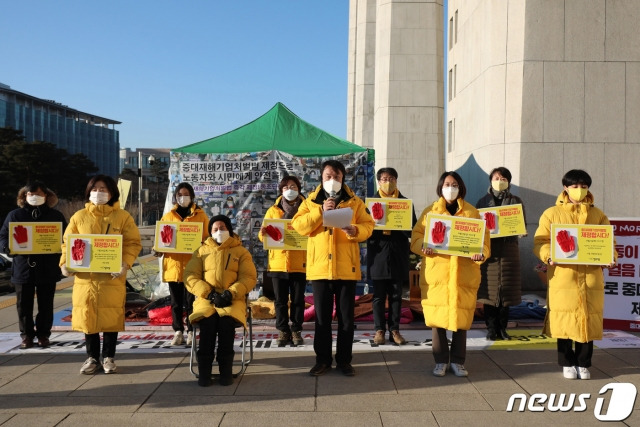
[
  {"x1": 411, "y1": 172, "x2": 490, "y2": 378},
  {"x1": 258, "y1": 176, "x2": 307, "y2": 347},
  {"x1": 533, "y1": 169, "x2": 616, "y2": 380},
  {"x1": 155, "y1": 183, "x2": 209, "y2": 347},
  {"x1": 60, "y1": 175, "x2": 142, "y2": 375},
  {"x1": 184, "y1": 215, "x2": 257, "y2": 387}
]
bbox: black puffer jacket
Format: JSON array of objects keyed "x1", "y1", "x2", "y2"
[
  {"x1": 0, "y1": 188, "x2": 67, "y2": 285},
  {"x1": 366, "y1": 191, "x2": 417, "y2": 283},
  {"x1": 475, "y1": 189, "x2": 525, "y2": 307}
]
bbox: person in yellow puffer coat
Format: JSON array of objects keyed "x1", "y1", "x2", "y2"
[
  {"x1": 411, "y1": 171, "x2": 490, "y2": 378},
  {"x1": 258, "y1": 176, "x2": 307, "y2": 347},
  {"x1": 184, "y1": 215, "x2": 256, "y2": 387},
  {"x1": 60, "y1": 175, "x2": 142, "y2": 376},
  {"x1": 291, "y1": 160, "x2": 374, "y2": 377},
  {"x1": 155, "y1": 183, "x2": 209, "y2": 347},
  {"x1": 533, "y1": 169, "x2": 617, "y2": 381}
]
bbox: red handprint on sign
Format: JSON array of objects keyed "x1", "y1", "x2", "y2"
[
  {"x1": 431, "y1": 221, "x2": 446, "y2": 245},
  {"x1": 265, "y1": 225, "x2": 283, "y2": 241},
  {"x1": 484, "y1": 212, "x2": 496, "y2": 231},
  {"x1": 371, "y1": 202, "x2": 384, "y2": 221},
  {"x1": 160, "y1": 225, "x2": 174, "y2": 245},
  {"x1": 72, "y1": 239, "x2": 86, "y2": 264},
  {"x1": 13, "y1": 225, "x2": 28, "y2": 247},
  {"x1": 556, "y1": 230, "x2": 576, "y2": 256}
]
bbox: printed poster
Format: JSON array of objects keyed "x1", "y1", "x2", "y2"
[
  {"x1": 8, "y1": 222, "x2": 63, "y2": 254},
  {"x1": 477, "y1": 204, "x2": 526, "y2": 238},
  {"x1": 550, "y1": 224, "x2": 614, "y2": 265},
  {"x1": 66, "y1": 234, "x2": 122, "y2": 273},
  {"x1": 261, "y1": 219, "x2": 307, "y2": 250},
  {"x1": 153, "y1": 221, "x2": 204, "y2": 254},
  {"x1": 423, "y1": 214, "x2": 486, "y2": 257},
  {"x1": 367, "y1": 198, "x2": 413, "y2": 230}
]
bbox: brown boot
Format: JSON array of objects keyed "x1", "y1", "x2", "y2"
[
  {"x1": 291, "y1": 331, "x2": 304, "y2": 346},
  {"x1": 276, "y1": 331, "x2": 292, "y2": 347},
  {"x1": 391, "y1": 330, "x2": 406, "y2": 345},
  {"x1": 373, "y1": 330, "x2": 385, "y2": 345}
]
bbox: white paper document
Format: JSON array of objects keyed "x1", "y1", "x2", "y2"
[{"x1": 322, "y1": 207, "x2": 353, "y2": 228}]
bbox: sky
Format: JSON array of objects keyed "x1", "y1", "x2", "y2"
[{"x1": 2, "y1": 1, "x2": 350, "y2": 150}]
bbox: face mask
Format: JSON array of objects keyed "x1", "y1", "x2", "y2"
[
  {"x1": 323, "y1": 179, "x2": 342, "y2": 195},
  {"x1": 567, "y1": 187, "x2": 588, "y2": 202},
  {"x1": 89, "y1": 191, "x2": 110, "y2": 205},
  {"x1": 27, "y1": 195, "x2": 45, "y2": 206},
  {"x1": 212, "y1": 230, "x2": 230, "y2": 244},
  {"x1": 442, "y1": 187, "x2": 459, "y2": 202},
  {"x1": 378, "y1": 182, "x2": 396, "y2": 195},
  {"x1": 227, "y1": 201, "x2": 234, "y2": 207},
  {"x1": 177, "y1": 196, "x2": 191, "y2": 207},
  {"x1": 282, "y1": 189, "x2": 298, "y2": 201},
  {"x1": 491, "y1": 180, "x2": 509, "y2": 192}
]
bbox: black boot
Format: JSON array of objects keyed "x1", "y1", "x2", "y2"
[
  {"x1": 197, "y1": 358, "x2": 213, "y2": 387},
  {"x1": 486, "y1": 328, "x2": 499, "y2": 341},
  {"x1": 484, "y1": 304, "x2": 501, "y2": 341},
  {"x1": 218, "y1": 360, "x2": 233, "y2": 386},
  {"x1": 499, "y1": 306, "x2": 511, "y2": 340}
]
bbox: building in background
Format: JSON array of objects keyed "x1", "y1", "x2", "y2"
[{"x1": 0, "y1": 83, "x2": 120, "y2": 177}]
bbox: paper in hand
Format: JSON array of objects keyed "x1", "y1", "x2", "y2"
[{"x1": 323, "y1": 207, "x2": 353, "y2": 228}]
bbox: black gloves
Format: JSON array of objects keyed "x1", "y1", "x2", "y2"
[{"x1": 209, "y1": 289, "x2": 233, "y2": 307}]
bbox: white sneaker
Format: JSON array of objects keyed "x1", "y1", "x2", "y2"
[
  {"x1": 80, "y1": 357, "x2": 99, "y2": 375},
  {"x1": 432, "y1": 363, "x2": 448, "y2": 377},
  {"x1": 186, "y1": 331, "x2": 193, "y2": 346},
  {"x1": 171, "y1": 331, "x2": 184, "y2": 346},
  {"x1": 450, "y1": 363, "x2": 468, "y2": 377},
  {"x1": 563, "y1": 366, "x2": 578, "y2": 379},
  {"x1": 102, "y1": 357, "x2": 117, "y2": 374},
  {"x1": 577, "y1": 367, "x2": 591, "y2": 380}
]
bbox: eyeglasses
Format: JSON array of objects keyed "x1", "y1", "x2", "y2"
[
  {"x1": 282, "y1": 185, "x2": 298, "y2": 191},
  {"x1": 378, "y1": 177, "x2": 396, "y2": 183}
]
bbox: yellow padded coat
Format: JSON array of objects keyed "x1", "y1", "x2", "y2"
[
  {"x1": 257, "y1": 195, "x2": 306, "y2": 273},
  {"x1": 533, "y1": 192, "x2": 616, "y2": 343},
  {"x1": 291, "y1": 184, "x2": 374, "y2": 281},
  {"x1": 184, "y1": 235, "x2": 257, "y2": 327},
  {"x1": 60, "y1": 202, "x2": 142, "y2": 334},
  {"x1": 410, "y1": 197, "x2": 490, "y2": 331},
  {"x1": 159, "y1": 204, "x2": 210, "y2": 282}
]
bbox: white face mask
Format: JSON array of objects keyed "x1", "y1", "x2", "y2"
[
  {"x1": 89, "y1": 191, "x2": 110, "y2": 205},
  {"x1": 177, "y1": 196, "x2": 191, "y2": 208},
  {"x1": 212, "y1": 230, "x2": 230, "y2": 244},
  {"x1": 323, "y1": 179, "x2": 342, "y2": 195},
  {"x1": 442, "y1": 187, "x2": 459, "y2": 202},
  {"x1": 27, "y1": 195, "x2": 45, "y2": 206},
  {"x1": 282, "y1": 189, "x2": 299, "y2": 201}
]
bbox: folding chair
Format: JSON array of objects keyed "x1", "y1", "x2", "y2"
[{"x1": 189, "y1": 298, "x2": 253, "y2": 379}]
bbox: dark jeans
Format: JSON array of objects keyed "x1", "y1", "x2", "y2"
[
  {"x1": 85, "y1": 332, "x2": 118, "y2": 360},
  {"x1": 431, "y1": 328, "x2": 467, "y2": 364},
  {"x1": 197, "y1": 313, "x2": 236, "y2": 365},
  {"x1": 483, "y1": 303, "x2": 509, "y2": 331},
  {"x1": 372, "y1": 279, "x2": 402, "y2": 332},
  {"x1": 168, "y1": 281, "x2": 194, "y2": 332},
  {"x1": 557, "y1": 338, "x2": 594, "y2": 367},
  {"x1": 311, "y1": 280, "x2": 355, "y2": 366},
  {"x1": 14, "y1": 281, "x2": 56, "y2": 339},
  {"x1": 272, "y1": 274, "x2": 306, "y2": 333}
]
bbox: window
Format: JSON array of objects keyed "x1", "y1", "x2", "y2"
[
  {"x1": 448, "y1": 69, "x2": 453, "y2": 101},
  {"x1": 449, "y1": 17, "x2": 454, "y2": 50},
  {"x1": 454, "y1": 65, "x2": 457, "y2": 97},
  {"x1": 455, "y1": 10, "x2": 459, "y2": 44}
]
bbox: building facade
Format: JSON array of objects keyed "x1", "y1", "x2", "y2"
[{"x1": 0, "y1": 83, "x2": 120, "y2": 177}]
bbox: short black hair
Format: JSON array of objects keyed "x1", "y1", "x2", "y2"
[
  {"x1": 174, "y1": 182, "x2": 195, "y2": 202},
  {"x1": 436, "y1": 171, "x2": 467, "y2": 200},
  {"x1": 85, "y1": 175, "x2": 120, "y2": 206},
  {"x1": 208, "y1": 214, "x2": 234, "y2": 237},
  {"x1": 489, "y1": 167, "x2": 512, "y2": 183},
  {"x1": 278, "y1": 176, "x2": 302, "y2": 194},
  {"x1": 376, "y1": 167, "x2": 398, "y2": 180},
  {"x1": 26, "y1": 181, "x2": 47, "y2": 193},
  {"x1": 321, "y1": 160, "x2": 346, "y2": 178},
  {"x1": 562, "y1": 169, "x2": 592, "y2": 187}
]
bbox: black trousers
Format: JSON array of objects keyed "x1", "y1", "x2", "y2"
[
  {"x1": 311, "y1": 280, "x2": 355, "y2": 366},
  {"x1": 197, "y1": 313, "x2": 236, "y2": 366},
  {"x1": 557, "y1": 338, "x2": 594, "y2": 367},
  {"x1": 168, "y1": 281, "x2": 194, "y2": 332},
  {"x1": 372, "y1": 279, "x2": 403, "y2": 332},
  {"x1": 483, "y1": 303, "x2": 509, "y2": 331},
  {"x1": 14, "y1": 281, "x2": 56, "y2": 339},
  {"x1": 431, "y1": 328, "x2": 467, "y2": 364},
  {"x1": 85, "y1": 332, "x2": 118, "y2": 360},
  {"x1": 272, "y1": 274, "x2": 306, "y2": 333}
]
